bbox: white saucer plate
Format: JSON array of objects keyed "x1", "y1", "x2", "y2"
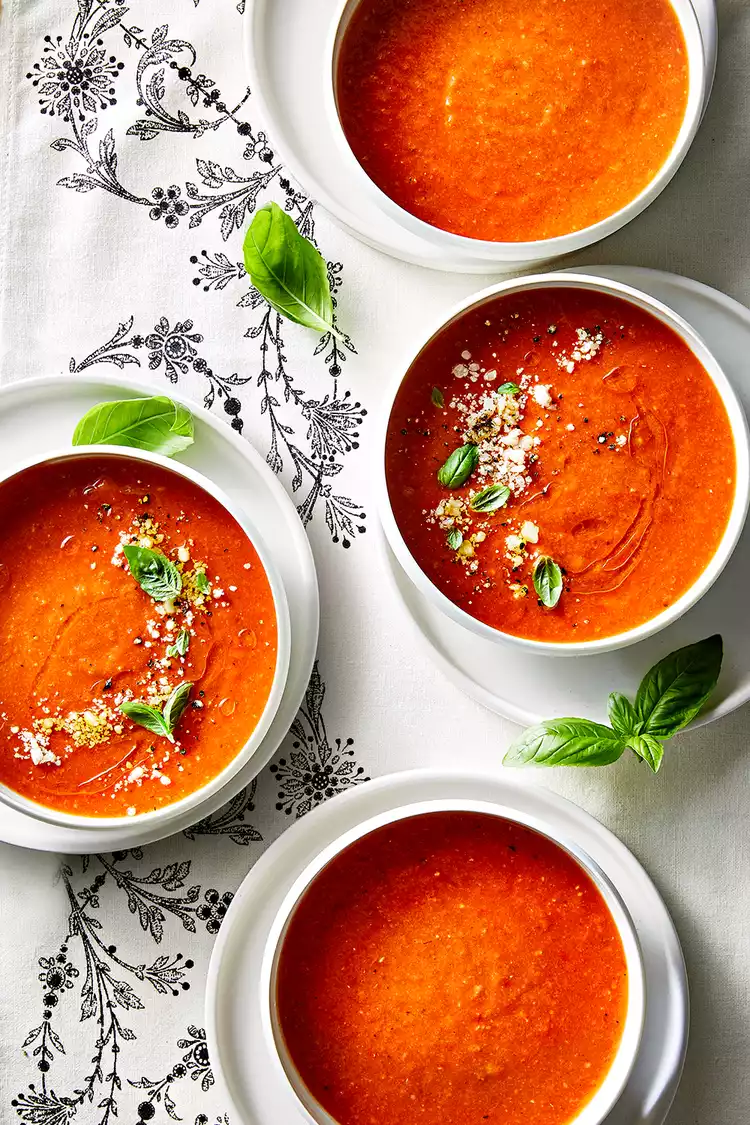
[
  {"x1": 379, "y1": 266, "x2": 750, "y2": 728},
  {"x1": 243, "y1": 0, "x2": 717, "y2": 272},
  {"x1": 0, "y1": 375, "x2": 318, "y2": 853},
  {"x1": 206, "y1": 769, "x2": 688, "y2": 1125}
]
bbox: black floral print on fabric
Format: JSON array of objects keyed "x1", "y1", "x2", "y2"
[
  {"x1": 11, "y1": 665, "x2": 366, "y2": 1124},
  {"x1": 14, "y1": 3, "x2": 374, "y2": 1121},
  {"x1": 270, "y1": 663, "x2": 370, "y2": 817},
  {"x1": 28, "y1": 0, "x2": 367, "y2": 546}
]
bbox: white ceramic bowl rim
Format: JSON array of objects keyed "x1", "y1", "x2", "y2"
[
  {"x1": 0, "y1": 443, "x2": 292, "y2": 830},
  {"x1": 326, "y1": 0, "x2": 706, "y2": 260},
  {"x1": 261, "y1": 797, "x2": 647, "y2": 1125},
  {"x1": 377, "y1": 271, "x2": 750, "y2": 657}
]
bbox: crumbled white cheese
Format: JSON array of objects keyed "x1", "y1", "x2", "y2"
[{"x1": 531, "y1": 384, "x2": 552, "y2": 408}]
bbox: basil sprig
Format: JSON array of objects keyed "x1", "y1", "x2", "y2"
[
  {"x1": 72, "y1": 396, "x2": 194, "y2": 456},
  {"x1": 243, "y1": 202, "x2": 342, "y2": 338},
  {"x1": 533, "y1": 556, "x2": 563, "y2": 608},
  {"x1": 447, "y1": 528, "x2": 463, "y2": 551},
  {"x1": 431, "y1": 387, "x2": 445, "y2": 409},
  {"x1": 470, "y1": 483, "x2": 510, "y2": 513},
  {"x1": 497, "y1": 382, "x2": 521, "y2": 395},
  {"x1": 123, "y1": 545, "x2": 182, "y2": 602},
  {"x1": 504, "y1": 634, "x2": 723, "y2": 774},
  {"x1": 120, "y1": 682, "x2": 194, "y2": 743},
  {"x1": 437, "y1": 444, "x2": 479, "y2": 489}
]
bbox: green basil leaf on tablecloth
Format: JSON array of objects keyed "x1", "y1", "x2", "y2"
[
  {"x1": 72, "y1": 396, "x2": 194, "y2": 456},
  {"x1": 243, "y1": 201, "x2": 340, "y2": 337},
  {"x1": 533, "y1": 556, "x2": 563, "y2": 608},
  {"x1": 504, "y1": 719, "x2": 626, "y2": 767},
  {"x1": 437, "y1": 444, "x2": 479, "y2": 488},
  {"x1": 607, "y1": 691, "x2": 640, "y2": 738},
  {"x1": 123, "y1": 545, "x2": 183, "y2": 603},
  {"x1": 627, "y1": 733, "x2": 665, "y2": 773},
  {"x1": 634, "y1": 634, "x2": 723, "y2": 739}
]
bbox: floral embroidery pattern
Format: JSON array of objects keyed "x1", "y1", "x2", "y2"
[
  {"x1": 68, "y1": 309, "x2": 366, "y2": 540},
  {"x1": 183, "y1": 779, "x2": 262, "y2": 845},
  {"x1": 27, "y1": 0, "x2": 367, "y2": 546},
  {"x1": 270, "y1": 663, "x2": 370, "y2": 817},
  {"x1": 27, "y1": 33, "x2": 125, "y2": 122},
  {"x1": 12, "y1": 855, "x2": 200, "y2": 1124}
]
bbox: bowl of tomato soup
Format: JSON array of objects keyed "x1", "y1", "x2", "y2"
[
  {"x1": 262, "y1": 802, "x2": 645, "y2": 1125},
  {"x1": 0, "y1": 446, "x2": 291, "y2": 828},
  {"x1": 380, "y1": 274, "x2": 749, "y2": 655},
  {"x1": 327, "y1": 0, "x2": 706, "y2": 263}
]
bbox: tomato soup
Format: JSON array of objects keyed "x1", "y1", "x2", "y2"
[
  {"x1": 276, "y1": 812, "x2": 629, "y2": 1125},
  {"x1": 0, "y1": 455, "x2": 278, "y2": 817},
  {"x1": 386, "y1": 287, "x2": 736, "y2": 643},
  {"x1": 336, "y1": 0, "x2": 689, "y2": 242}
]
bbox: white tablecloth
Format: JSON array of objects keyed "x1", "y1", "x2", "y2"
[{"x1": 1, "y1": 2, "x2": 749, "y2": 1123}]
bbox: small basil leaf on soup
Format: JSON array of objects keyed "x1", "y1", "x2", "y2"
[
  {"x1": 607, "y1": 691, "x2": 640, "y2": 738},
  {"x1": 123, "y1": 545, "x2": 183, "y2": 602},
  {"x1": 447, "y1": 528, "x2": 463, "y2": 551},
  {"x1": 119, "y1": 700, "x2": 169, "y2": 740},
  {"x1": 497, "y1": 382, "x2": 521, "y2": 395},
  {"x1": 162, "y1": 682, "x2": 193, "y2": 739},
  {"x1": 627, "y1": 733, "x2": 664, "y2": 773},
  {"x1": 431, "y1": 387, "x2": 445, "y2": 409},
  {"x1": 194, "y1": 570, "x2": 211, "y2": 596},
  {"x1": 72, "y1": 396, "x2": 194, "y2": 456},
  {"x1": 533, "y1": 556, "x2": 563, "y2": 608},
  {"x1": 634, "y1": 634, "x2": 723, "y2": 739},
  {"x1": 243, "y1": 201, "x2": 342, "y2": 338},
  {"x1": 166, "y1": 627, "x2": 190, "y2": 659},
  {"x1": 504, "y1": 719, "x2": 626, "y2": 768},
  {"x1": 437, "y1": 444, "x2": 479, "y2": 489},
  {"x1": 470, "y1": 483, "x2": 510, "y2": 513}
]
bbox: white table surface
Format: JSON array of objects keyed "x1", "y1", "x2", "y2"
[{"x1": 0, "y1": 2, "x2": 748, "y2": 1124}]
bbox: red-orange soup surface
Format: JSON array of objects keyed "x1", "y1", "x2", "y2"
[
  {"x1": 386, "y1": 288, "x2": 736, "y2": 643},
  {"x1": 0, "y1": 455, "x2": 277, "y2": 817},
  {"x1": 336, "y1": 0, "x2": 689, "y2": 242},
  {"x1": 277, "y1": 812, "x2": 629, "y2": 1125}
]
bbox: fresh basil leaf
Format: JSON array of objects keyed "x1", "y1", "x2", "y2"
[
  {"x1": 533, "y1": 556, "x2": 563, "y2": 608},
  {"x1": 162, "y1": 682, "x2": 193, "y2": 738},
  {"x1": 447, "y1": 528, "x2": 463, "y2": 551},
  {"x1": 504, "y1": 719, "x2": 626, "y2": 767},
  {"x1": 123, "y1": 545, "x2": 183, "y2": 602},
  {"x1": 627, "y1": 733, "x2": 664, "y2": 773},
  {"x1": 166, "y1": 628, "x2": 190, "y2": 659},
  {"x1": 607, "y1": 691, "x2": 639, "y2": 738},
  {"x1": 119, "y1": 700, "x2": 169, "y2": 740},
  {"x1": 437, "y1": 444, "x2": 479, "y2": 489},
  {"x1": 431, "y1": 387, "x2": 445, "y2": 409},
  {"x1": 194, "y1": 570, "x2": 211, "y2": 596},
  {"x1": 72, "y1": 396, "x2": 194, "y2": 456},
  {"x1": 497, "y1": 382, "x2": 521, "y2": 395},
  {"x1": 470, "y1": 483, "x2": 510, "y2": 513},
  {"x1": 243, "y1": 202, "x2": 340, "y2": 338},
  {"x1": 634, "y1": 634, "x2": 723, "y2": 739}
]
